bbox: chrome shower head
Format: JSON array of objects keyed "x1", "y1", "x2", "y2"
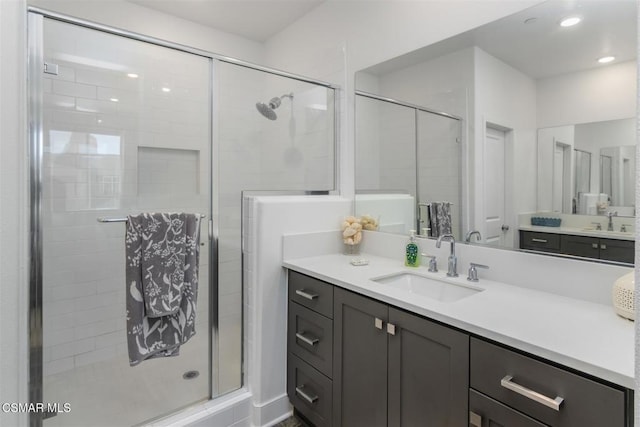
[
  {"x1": 256, "y1": 93, "x2": 293, "y2": 120},
  {"x1": 256, "y1": 101, "x2": 277, "y2": 120}
]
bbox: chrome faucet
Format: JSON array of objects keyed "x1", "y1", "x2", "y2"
[
  {"x1": 464, "y1": 230, "x2": 482, "y2": 243},
  {"x1": 606, "y1": 211, "x2": 618, "y2": 231},
  {"x1": 436, "y1": 234, "x2": 458, "y2": 277}
]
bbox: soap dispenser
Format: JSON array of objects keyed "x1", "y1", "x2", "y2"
[{"x1": 405, "y1": 230, "x2": 420, "y2": 267}]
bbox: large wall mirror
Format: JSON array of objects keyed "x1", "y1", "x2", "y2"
[{"x1": 354, "y1": 0, "x2": 637, "y2": 258}]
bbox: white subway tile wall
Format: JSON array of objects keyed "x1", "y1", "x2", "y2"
[{"x1": 41, "y1": 19, "x2": 211, "y2": 425}]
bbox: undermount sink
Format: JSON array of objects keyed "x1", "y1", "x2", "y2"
[{"x1": 371, "y1": 272, "x2": 483, "y2": 303}]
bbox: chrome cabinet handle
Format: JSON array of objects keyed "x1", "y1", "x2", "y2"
[
  {"x1": 295, "y1": 289, "x2": 318, "y2": 300},
  {"x1": 601, "y1": 244, "x2": 607, "y2": 250},
  {"x1": 295, "y1": 386, "x2": 318, "y2": 404},
  {"x1": 500, "y1": 375, "x2": 564, "y2": 411},
  {"x1": 469, "y1": 411, "x2": 482, "y2": 427},
  {"x1": 531, "y1": 238, "x2": 547, "y2": 243},
  {"x1": 592, "y1": 243, "x2": 599, "y2": 249},
  {"x1": 295, "y1": 332, "x2": 319, "y2": 347}
]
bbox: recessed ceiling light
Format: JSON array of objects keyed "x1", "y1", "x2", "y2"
[
  {"x1": 598, "y1": 56, "x2": 616, "y2": 64},
  {"x1": 97, "y1": 119, "x2": 103, "y2": 124},
  {"x1": 127, "y1": 73, "x2": 139, "y2": 78},
  {"x1": 560, "y1": 16, "x2": 581, "y2": 27},
  {"x1": 162, "y1": 87, "x2": 171, "y2": 93},
  {"x1": 110, "y1": 98, "x2": 119, "y2": 102}
]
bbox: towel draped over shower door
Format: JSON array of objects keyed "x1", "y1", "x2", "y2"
[{"x1": 125, "y1": 213, "x2": 201, "y2": 366}]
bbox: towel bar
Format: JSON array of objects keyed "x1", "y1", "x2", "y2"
[
  {"x1": 97, "y1": 214, "x2": 206, "y2": 223},
  {"x1": 418, "y1": 202, "x2": 454, "y2": 207}
]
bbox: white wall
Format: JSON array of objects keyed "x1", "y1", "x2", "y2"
[
  {"x1": 28, "y1": 0, "x2": 264, "y2": 64},
  {"x1": 473, "y1": 47, "x2": 537, "y2": 247},
  {"x1": 264, "y1": 0, "x2": 543, "y2": 199},
  {"x1": 0, "y1": 1, "x2": 28, "y2": 426},
  {"x1": 537, "y1": 60, "x2": 637, "y2": 128},
  {"x1": 244, "y1": 195, "x2": 351, "y2": 426}
]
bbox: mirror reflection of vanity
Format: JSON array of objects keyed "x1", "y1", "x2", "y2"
[{"x1": 354, "y1": 0, "x2": 636, "y2": 265}]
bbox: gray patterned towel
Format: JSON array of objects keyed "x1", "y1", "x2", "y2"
[
  {"x1": 428, "y1": 202, "x2": 452, "y2": 237},
  {"x1": 141, "y1": 213, "x2": 187, "y2": 317},
  {"x1": 125, "y1": 213, "x2": 201, "y2": 366}
]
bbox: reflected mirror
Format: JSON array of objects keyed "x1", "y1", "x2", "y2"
[{"x1": 355, "y1": 0, "x2": 636, "y2": 257}]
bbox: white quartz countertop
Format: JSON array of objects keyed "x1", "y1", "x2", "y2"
[
  {"x1": 519, "y1": 224, "x2": 634, "y2": 241},
  {"x1": 283, "y1": 253, "x2": 634, "y2": 389}
]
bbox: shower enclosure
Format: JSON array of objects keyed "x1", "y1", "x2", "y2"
[{"x1": 29, "y1": 9, "x2": 336, "y2": 427}]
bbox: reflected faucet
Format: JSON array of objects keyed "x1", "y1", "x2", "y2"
[
  {"x1": 436, "y1": 234, "x2": 458, "y2": 277},
  {"x1": 464, "y1": 230, "x2": 482, "y2": 243},
  {"x1": 606, "y1": 211, "x2": 618, "y2": 231}
]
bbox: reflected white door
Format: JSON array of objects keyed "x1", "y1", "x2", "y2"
[{"x1": 483, "y1": 127, "x2": 506, "y2": 246}]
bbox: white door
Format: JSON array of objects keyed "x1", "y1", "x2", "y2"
[{"x1": 483, "y1": 126, "x2": 506, "y2": 246}]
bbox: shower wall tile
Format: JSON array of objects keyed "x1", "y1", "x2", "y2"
[{"x1": 52, "y1": 80, "x2": 97, "y2": 99}]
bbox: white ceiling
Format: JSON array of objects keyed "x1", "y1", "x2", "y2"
[
  {"x1": 127, "y1": 0, "x2": 325, "y2": 42},
  {"x1": 363, "y1": 0, "x2": 637, "y2": 80}
]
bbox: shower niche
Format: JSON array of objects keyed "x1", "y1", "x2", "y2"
[{"x1": 137, "y1": 146, "x2": 201, "y2": 196}]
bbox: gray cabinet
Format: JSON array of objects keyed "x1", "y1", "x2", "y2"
[
  {"x1": 519, "y1": 231, "x2": 561, "y2": 253},
  {"x1": 387, "y1": 307, "x2": 468, "y2": 427},
  {"x1": 287, "y1": 272, "x2": 334, "y2": 427},
  {"x1": 470, "y1": 338, "x2": 631, "y2": 427},
  {"x1": 333, "y1": 287, "x2": 388, "y2": 427},
  {"x1": 519, "y1": 230, "x2": 634, "y2": 264},
  {"x1": 333, "y1": 287, "x2": 469, "y2": 427},
  {"x1": 469, "y1": 389, "x2": 549, "y2": 427},
  {"x1": 287, "y1": 271, "x2": 633, "y2": 427}
]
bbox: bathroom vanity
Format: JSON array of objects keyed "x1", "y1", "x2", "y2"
[
  {"x1": 519, "y1": 227, "x2": 634, "y2": 264},
  {"x1": 283, "y1": 253, "x2": 634, "y2": 427}
]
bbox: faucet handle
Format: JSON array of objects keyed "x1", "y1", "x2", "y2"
[
  {"x1": 591, "y1": 222, "x2": 602, "y2": 230},
  {"x1": 621, "y1": 224, "x2": 632, "y2": 232},
  {"x1": 467, "y1": 262, "x2": 489, "y2": 282},
  {"x1": 421, "y1": 253, "x2": 438, "y2": 273}
]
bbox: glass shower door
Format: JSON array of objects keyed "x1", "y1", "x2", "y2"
[{"x1": 37, "y1": 17, "x2": 213, "y2": 426}]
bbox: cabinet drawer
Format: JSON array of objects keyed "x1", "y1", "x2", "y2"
[
  {"x1": 470, "y1": 389, "x2": 549, "y2": 427},
  {"x1": 470, "y1": 338, "x2": 627, "y2": 427},
  {"x1": 520, "y1": 231, "x2": 560, "y2": 252},
  {"x1": 288, "y1": 353, "x2": 332, "y2": 427},
  {"x1": 288, "y1": 301, "x2": 333, "y2": 378},
  {"x1": 289, "y1": 271, "x2": 334, "y2": 318}
]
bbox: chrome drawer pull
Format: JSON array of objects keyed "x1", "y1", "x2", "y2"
[
  {"x1": 295, "y1": 332, "x2": 319, "y2": 346},
  {"x1": 531, "y1": 238, "x2": 548, "y2": 243},
  {"x1": 295, "y1": 289, "x2": 319, "y2": 300},
  {"x1": 500, "y1": 375, "x2": 564, "y2": 411},
  {"x1": 295, "y1": 386, "x2": 318, "y2": 404}
]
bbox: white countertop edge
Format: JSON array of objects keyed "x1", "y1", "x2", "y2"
[{"x1": 283, "y1": 254, "x2": 634, "y2": 390}]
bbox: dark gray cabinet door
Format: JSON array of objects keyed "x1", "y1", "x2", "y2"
[
  {"x1": 333, "y1": 288, "x2": 388, "y2": 427},
  {"x1": 387, "y1": 308, "x2": 469, "y2": 427},
  {"x1": 599, "y1": 238, "x2": 634, "y2": 264},
  {"x1": 469, "y1": 389, "x2": 549, "y2": 427},
  {"x1": 560, "y1": 234, "x2": 600, "y2": 258}
]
